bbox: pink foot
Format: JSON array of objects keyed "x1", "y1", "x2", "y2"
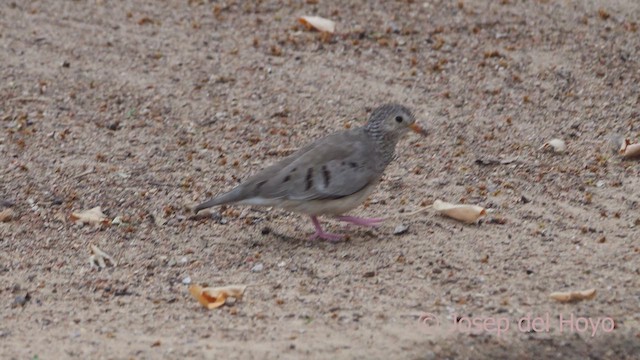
[
  {"x1": 336, "y1": 215, "x2": 385, "y2": 228},
  {"x1": 308, "y1": 216, "x2": 344, "y2": 242}
]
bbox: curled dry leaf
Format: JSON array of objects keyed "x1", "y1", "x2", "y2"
[
  {"x1": 623, "y1": 143, "x2": 640, "y2": 158},
  {"x1": 619, "y1": 139, "x2": 640, "y2": 158},
  {"x1": 432, "y1": 200, "x2": 486, "y2": 224},
  {"x1": 540, "y1": 138, "x2": 566, "y2": 153},
  {"x1": 298, "y1": 16, "x2": 336, "y2": 33},
  {"x1": 0, "y1": 208, "x2": 16, "y2": 222},
  {"x1": 189, "y1": 284, "x2": 247, "y2": 309},
  {"x1": 549, "y1": 288, "x2": 596, "y2": 303},
  {"x1": 71, "y1": 206, "x2": 110, "y2": 225},
  {"x1": 89, "y1": 245, "x2": 117, "y2": 268}
]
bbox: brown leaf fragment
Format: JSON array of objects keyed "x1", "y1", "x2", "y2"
[
  {"x1": 0, "y1": 208, "x2": 16, "y2": 222},
  {"x1": 549, "y1": 288, "x2": 596, "y2": 303},
  {"x1": 189, "y1": 284, "x2": 247, "y2": 309}
]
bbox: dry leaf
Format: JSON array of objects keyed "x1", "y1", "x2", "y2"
[
  {"x1": 623, "y1": 143, "x2": 640, "y2": 158},
  {"x1": 0, "y1": 208, "x2": 15, "y2": 222},
  {"x1": 71, "y1": 206, "x2": 109, "y2": 225},
  {"x1": 189, "y1": 284, "x2": 247, "y2": 309},
  {"x1": 549, "y1": 288, "x2": 596, "y2": 303},
  {"x1": 298, "y1": 16, "x2": 336, "y2": 33},
  {"x1": 540, "y1": 138, "x2": 566, "y2": 153},
  {"x1": 89, "y1": 245, "x2": 117, "y2": 268},
  {"x1": 432, "y1": 199, "x2": 486, "y2": 224},
  {"x1": 619, "y1": 139, "x2": 640, "y2": 158}
]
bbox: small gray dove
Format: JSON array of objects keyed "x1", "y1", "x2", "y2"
[{"x1": 195, "y1": 103, "x2": 426, "y2": 241}]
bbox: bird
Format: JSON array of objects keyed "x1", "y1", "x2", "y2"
[{"x1": 195, "y1": 103, "x2": 427, "y2": 241}]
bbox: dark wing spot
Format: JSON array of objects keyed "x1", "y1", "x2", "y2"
[
  {"x1": 283, "y1": 175, "x2": 291, "y2": 182},
  {"x1": 321, "y1": 165, "x2": 331, "y2": 188},
  {"x1": 256, "y1": 180, "x2": 267, "y2": 190},
  {"x1": 305, "y1": 167, "x2": 314, "y2": 191},
  {"x1": 349, "y1": 162, "x2": 358, "y2": 168}
]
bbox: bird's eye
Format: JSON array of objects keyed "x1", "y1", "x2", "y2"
[{"x1": 395, "y1": 115, "x2": 404, "y2": 123}]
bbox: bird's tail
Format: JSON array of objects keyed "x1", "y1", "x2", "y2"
[{"x1": 194, "y1": 187, "x2": 244, "y2": 213}]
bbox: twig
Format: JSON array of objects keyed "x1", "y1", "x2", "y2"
[
  {"x1": 8, "y1": 96, "x2": 51, "y2": 103},
  {"x1": 399, "y1": 205, "x2": 432, "y2": 217},
  {"x1": 74, "y1": 168, "x2": 95, "y2": 179}
]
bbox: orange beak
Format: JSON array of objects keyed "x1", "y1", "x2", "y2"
[{"x1": 409, "y1": 123, "x2": 428, "y2": 136}]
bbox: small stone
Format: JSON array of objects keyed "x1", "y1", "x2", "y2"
[
  {"x1": 107, "y1": 121, "x2": 120, "y2": 131},
  {"x1": 182, "y1": 276, "x2": 191, "y2": 285},
  {"x1": 393, "y1": 224, "x2": 409, "y2": 235},
  {"x1": 363, "y1": 271, "x2": 375, "y2": 278},
  {"x1": 251, "y1": 263, "x2": 264, "y2": 272},
  {"x1": 422, "y1": 351, "x2": 436, "y2": 360},
  {"x1": 224, "y1": 296, "x2": 237, "y2": 306},
  {"x1": 277, "y1": 261, "x2": 286, "y2": 268},
  {"x1": 12, "y1": 293, "x2": 30, "y2": 307},
  {"x1": 520, "y1": 195, "x2": 531, "y2": 204},
  {"x1": 61, "y1": 60, "x2": 70, "y2": 68},
  {"x1": 261, "y1": 227, "x2": 271, "y2": 235},
  {"x1": 596, "y1": 180, "x2": 605, "y2": 188}
]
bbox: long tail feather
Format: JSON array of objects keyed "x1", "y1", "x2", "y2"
[{"x1": 194, "y1": 187, "x2": 244, "y2": 213}]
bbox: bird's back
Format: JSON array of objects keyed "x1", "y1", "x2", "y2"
[{"x1": 195, "y1": 127, "x2": 383, "y2": 212}]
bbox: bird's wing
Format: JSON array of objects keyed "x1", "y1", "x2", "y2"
[{"x1": 241, "y1": 130, "x2": 380, "y2": 201}]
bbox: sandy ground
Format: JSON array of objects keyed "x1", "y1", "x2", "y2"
[{"x1": 1, "y1": 0, "x2": 639, "y2": 359}]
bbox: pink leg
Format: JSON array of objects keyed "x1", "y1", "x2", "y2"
[
  {"x1": 308, "y1": 216, "x2": 343, "y2": 242},
  {"x1": 336, "y1": 215, "x2": 385, "y2": 227}
]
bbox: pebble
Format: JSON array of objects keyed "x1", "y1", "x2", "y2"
[
  {"x1": 107, "y1": 121, "x2": 120, "y2": 131},
  {"x1": 0, "y1": 200, "x2": 15, "y2": 207},
  {"x1": 182, "y1": 276, "x2": 192, "y2": 285},
  {"x1": 393, "y1": 224, "x2": 409, "y2": 235},
  {"x1": 13, "y1": 293, "x2": 30, "y2": 307},
  {"x1": 251, "y1": 263, "x2": 264, "y2": 272},
  {"x1": 224, "y1": 297, "x2": 237, "y2": 306},
  {"x1": 363, "y1": 271, "x2": 375, "y2": 278}
]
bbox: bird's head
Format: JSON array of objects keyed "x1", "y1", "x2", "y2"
[{"x1": 365, "y1": 104, "x2": 427, "y2": 141}]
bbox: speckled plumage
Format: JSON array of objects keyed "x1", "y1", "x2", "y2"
[{"x1": 195, "y1": 103, "x2": 425, "y2": 241}]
